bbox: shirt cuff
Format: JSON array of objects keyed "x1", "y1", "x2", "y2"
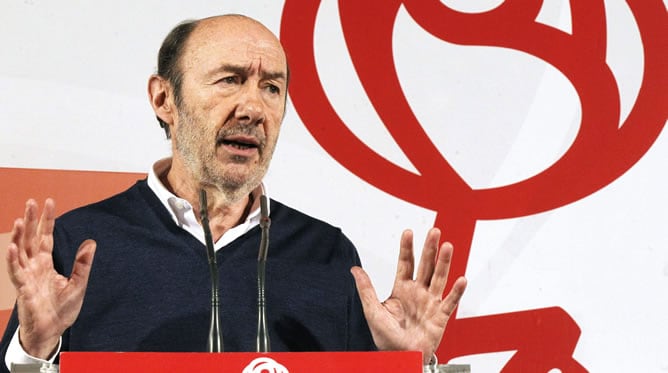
[{"x1": 4, "y1": 327, "x2": 62, "y2": 370}]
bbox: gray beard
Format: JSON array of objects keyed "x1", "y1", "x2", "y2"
[
  {"x1": 172, "y1": 100, "x2": 274, "y2": 204},
  {"x1": 176, "y1": 143, "x2": 266, "y2": 204},
  {"x1": 201, "y1": 161, "x2": 263, "y2": 204}
]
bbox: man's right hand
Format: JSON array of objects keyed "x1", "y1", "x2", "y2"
[{"x1": 5, "y1": 199, "x2": 95, "y2": 359}]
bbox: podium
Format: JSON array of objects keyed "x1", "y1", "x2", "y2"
[
  {"x1": 11, "y1": 352, "x2": 470, "y2": 372},
  {"x1": 57, "y1": 351, "x2": 423, "y2": 372}
]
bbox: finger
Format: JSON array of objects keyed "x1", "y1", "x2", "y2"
[
  {"x1": 9, "y1": 217, "x2": 23, "y2": 247},
  {"x1": 10, "y1": 218, "x2": 29, "y2": 268},
  {"x1": 415, "y1": 228, "x2": 440, "y2": 286},
  {"x1": 36, "y1": 198, "x2": 56, "y2": 255},
  {"x1": 394, "y1": 230, "x2": 415, "y2": 283},
  {"x1": 350, "y1": 266, "x2": 383, "y2": 313},
  {"x1": 22, "y1": 199, "x2": 39, "y2": 257},
  {"x1": 6, "y1": 242, "x2": 27, "y2": 288},
  {"x1": 440, "y1": 276, "x2": 467, "y2": 317},
  {"x1": 428, "y1": 242, "x2": 454, "y2": 297},
  {"x1": 68, "y1": 239, "x2": 97, "y2": 292}
]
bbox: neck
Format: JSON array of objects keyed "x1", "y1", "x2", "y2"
[
  {"x1": 199, "y1": 188, "x2": 258, "y2": 241},
  {"x1": 162, "y1": 159, "x2": 261, "y2": 241}
]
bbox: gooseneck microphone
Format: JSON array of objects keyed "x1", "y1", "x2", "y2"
[
  {"x1": 256, "y1": 195, "x2": 271, "y2": 352},
  {"x1": 199, "y1": 189, "x2": 224, "y2": 352}
]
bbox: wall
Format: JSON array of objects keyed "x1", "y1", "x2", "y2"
[{"x1": 0, "y1": 1, "x2": 666, "y2": 371}]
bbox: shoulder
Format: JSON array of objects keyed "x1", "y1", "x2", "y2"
[
  {"x1": 50, "y1": 179, "x2": 172, "y2": 271},
  {"x1": 269, "y1": 199, "x2": 346, "y2": 238},
  {"x1": 53, "y1": 179, "x2": 168, "y2": 246},
  {"x1": 57, "y1": 179, "x2": 157, "y2": 223},
  {"x1": 268, "y1": 199, "x2": 361, "y2": 264},
  {"x1": 269, "y1": 199, "x2": 332, "y2": 225}
]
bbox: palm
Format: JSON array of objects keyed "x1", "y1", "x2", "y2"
[
  {"x1": 351, "y1": 228, "x2": 466, "y2": 364},
  {"x1": 6, "y1": 199, "x2": 95, "y2": 358}
]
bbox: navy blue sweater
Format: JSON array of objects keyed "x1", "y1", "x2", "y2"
[{"x1": 0, "y1": 180, "x2": 375, "y2": 369}]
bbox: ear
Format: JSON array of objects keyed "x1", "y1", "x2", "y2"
[{"x1": 148, "y1": 74, "x2": 176, "y2": 129}]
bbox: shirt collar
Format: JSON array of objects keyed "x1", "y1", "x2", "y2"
[{"x1": 146, "y1": 157, "x2": 268, "y2": 250}]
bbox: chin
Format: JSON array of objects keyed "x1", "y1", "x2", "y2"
[
  {"x1": 216, "y1": 174, "x2": 262, "y2": 200},
  {"x1": 206, "y1": 162, "x2": 267, "y2": 195}
]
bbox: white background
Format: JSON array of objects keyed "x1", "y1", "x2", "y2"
[{"x1": 1, "y1": 1, "x2": 666, "y2": 371}]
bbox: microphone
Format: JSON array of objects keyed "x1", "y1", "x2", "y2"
[
  {"x1": 199, "y1": 189, "x2": 224, "y2": 352},
  {"x1": 256, "y1": 195, "x2": 271, "y2": 352}
]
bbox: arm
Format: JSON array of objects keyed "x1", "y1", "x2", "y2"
[
  {"x1": 4, "y1": 199, "x2": 95, "y2": 360},
  {"x1": 350, "y1": 228, "x2": 467, "y2": 364}
]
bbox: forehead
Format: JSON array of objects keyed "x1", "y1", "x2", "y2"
[{"x1": 182, "y1": 17, "x2": 287, "y2": 76}]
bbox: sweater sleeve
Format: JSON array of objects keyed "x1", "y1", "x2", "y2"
[{"x1": 338, "y1": 234, "x2": 378, "y2": 351}]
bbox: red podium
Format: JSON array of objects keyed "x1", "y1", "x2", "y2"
[{"x1": 59, "y1": 351, "x2": 423, "y2": 372}]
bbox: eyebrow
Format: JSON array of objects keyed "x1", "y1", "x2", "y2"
[{"x1": 209, "y1": 63, "x2": 287, "y2": 82}]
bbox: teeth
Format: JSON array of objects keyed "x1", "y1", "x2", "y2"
[{"x1": 223, "y1": 140, "x2": 256, "y2": 149}]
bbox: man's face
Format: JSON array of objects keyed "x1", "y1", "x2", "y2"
[{"x1": 171, "y1": 16, "x2": 288, "y2": 200}]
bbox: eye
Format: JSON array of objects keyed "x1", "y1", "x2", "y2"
[
  {"x1": 217, "y1": 75, "x2": 240, "y2": 85},
  {"x1": 265, "y1": 84, "x2": 281, "y2": 95}
]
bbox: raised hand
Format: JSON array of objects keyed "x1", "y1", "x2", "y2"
[
  {"x1": 351, "y1": 228, "x2": 466, "y2": 364},
  {"x1": 5, "y1": 199, "x2": 96, "y2": 359}
]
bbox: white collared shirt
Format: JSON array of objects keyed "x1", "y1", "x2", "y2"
[
  {"x1": 5, "y1": 158, "x2": 269, "y2": 369},
  {"x1": 147, "y1": 158, "x2": 268, "y2": 249}
]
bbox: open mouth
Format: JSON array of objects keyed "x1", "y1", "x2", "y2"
[{"x1": 220, "y1": 139, "x2": 258, "y2": 150}]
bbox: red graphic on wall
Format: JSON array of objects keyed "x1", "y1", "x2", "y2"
[{"x1": 280, "y1": 0, "x2": 667, "y2": 371}]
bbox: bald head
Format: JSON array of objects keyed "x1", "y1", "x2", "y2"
[
  {"x1": 155, "y1": 14, "x2": 288, "y2": 138},
  {"x1": 181, "y1": 15, "x2": 287, "y2": 87}
]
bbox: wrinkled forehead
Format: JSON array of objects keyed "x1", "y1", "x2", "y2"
[{"x1": 182, "y1": 16, "x2": 288, "y2": 77}]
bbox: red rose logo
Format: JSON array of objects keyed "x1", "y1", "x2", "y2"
[{"x1": 281, "y1": 0, "x2": 666, "y2": 370}]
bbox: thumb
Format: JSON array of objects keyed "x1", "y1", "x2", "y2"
[
  {"x1": 69, "y1": 239, "x2": 96, "y2": 289},
  {"x1": 350, "y1": 266, "x2": 382, "y2": 310}
]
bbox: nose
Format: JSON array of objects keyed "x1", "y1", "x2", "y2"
[{"x1": 235, "y1": 85, "x2": 265, "y2": 126}]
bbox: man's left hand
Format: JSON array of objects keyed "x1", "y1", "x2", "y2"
[{"x1": 351, "y1": 228, "x2": 467, "y2": 364}]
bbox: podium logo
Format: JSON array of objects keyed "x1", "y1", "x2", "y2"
[{"x1": 242, "y1": 357, "x2": 289, "y2": 373}]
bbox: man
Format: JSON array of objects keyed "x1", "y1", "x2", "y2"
[{"x1": 1, "y1": 14, "x2": 467, "y2": 370}]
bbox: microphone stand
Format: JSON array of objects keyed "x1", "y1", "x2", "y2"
[
  {"x1": 256, "y1": 195, "x2": 271, "y2": 352},
  {"x1": 199, "y1": 189, "x2": 224, "y2": 352}
]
